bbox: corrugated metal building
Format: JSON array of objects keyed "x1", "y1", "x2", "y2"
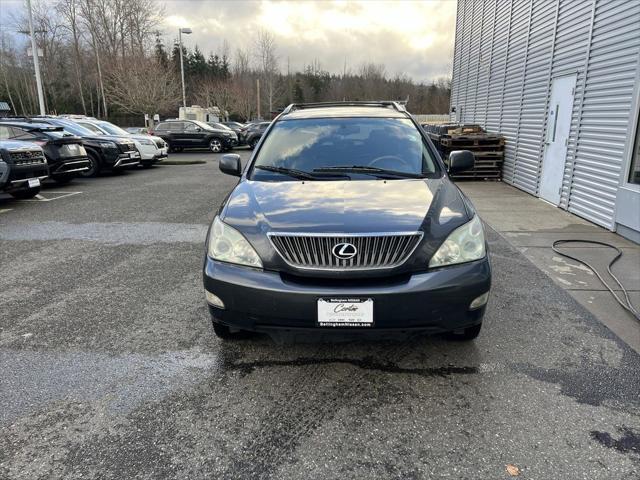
[{"x1": 450, "y1": 0, "x2": 640, "y2": 242}]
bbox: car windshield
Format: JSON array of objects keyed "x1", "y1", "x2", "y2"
[
  {"x1": 44, "y1": 129, "x2": 73, "y2": 138},
  {"x1": 97, "y1": 122, "x2": 129, "y2": 136},
  {"x1": 54, "y1": 121, "x2": 95, "y2": 136},
  {"x1": 77, "y1": 122, "x2": 105, "y2": 135},
  {"x1": 251, "y1": 117, "x2": 439, "y2": 181}
]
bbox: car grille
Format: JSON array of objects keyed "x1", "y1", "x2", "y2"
[
  {"x1": 9, "y1": 150, "x2": 46, "y2": 165},
  {"x1": 269, "y1": 232, "x2": 423, "y2": 270}
]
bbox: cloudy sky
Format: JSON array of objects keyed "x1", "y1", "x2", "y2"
[{"x1": 0, "y1": 0, "x2": 457, "y2": 82}]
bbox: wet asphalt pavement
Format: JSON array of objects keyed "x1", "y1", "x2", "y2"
[{"x1": 0, "y1": 150, "x2": 639, "y2": 479}]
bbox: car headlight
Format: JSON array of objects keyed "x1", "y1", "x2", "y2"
[
  {"x1": 138, "y1": 138, "x2": 154, "y2": 146},
  {"x1": 429, "y1": 215, "x2": 486, "y2": 268},
  {"x1": 99, "y1": 141, "x2": 117, "y2": 149},
  {"x1": 208, "y1": 216, "x2": 263, "y2": 268}
]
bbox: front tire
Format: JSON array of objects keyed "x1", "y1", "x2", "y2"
[
  {"x1": 209, "y1": 138, "x2": 223, "y2": 153},
  {"x1": 80, "y1": 152, "x2": 101, "y2": 178},
  {"x1": 10, "y1": 186, "x2": 40, "y2": 199},
  {"x1": 249, "y1": 137, "x2": 259, "y2": 149}
]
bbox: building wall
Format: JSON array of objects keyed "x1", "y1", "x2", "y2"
[{"x1": 450, "y1": 0, "x2": 640, "y2": 231}]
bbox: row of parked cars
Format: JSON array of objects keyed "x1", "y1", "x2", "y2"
[
  {"x1": 149, "y1": 119, "x2": 271, "y2": 153},
  {"x1": 0, "y1": 115, "x2": 168, "y2": 199}
]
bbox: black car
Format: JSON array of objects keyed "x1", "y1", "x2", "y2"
[
  {"x1": 32, "y1": 118, "x2": 140, "y2": 177},
  {"x1": 0, "y1": 121, "x2": 89, "y2": 184},
  {"x1": 221, "y1": 122, "x2": 246, "y2": 144},
  {"x1": 244, "y1": 122, "x2": 271, "y2": 149},
  {"x1": 0, "y1": 140, "x2": 48, "y2": 199},
  {"x1": 151, "y1": 120, "x2": 236, "y2": 153},
  {"x1": 203, "y1": 101, "x2": 491, "y2": 341}
]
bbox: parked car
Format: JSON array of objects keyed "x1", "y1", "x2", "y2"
[
  {"x1": 151, "y1": 120, "x2": 236, "y2": 153},
  {"x1": 32, "y1": 117, "x2": 140, "y2": 177},
  {"x1": 0, "y1": 140, "x2": 48, "y2": 199},
  {"x1": 221, "y1": 122, "x2": 246, "y2": 144},
  {"x1": 204, "y1": 101, "x2": 490, "y2": 341},
  {"x1": 207, "y1": 122, "x2": 239, "y2": 147},
  {"x1": 244, "y1": 122, "x2": 271, "y2": 149},
  {"x1": 0, "y1": 121, "x2": 89, "y2": 184},
  {"x1": 125, "y1": 127, "x2": 149, "y2": 135},
  {"x1": 70, "y1": 118, "x2": 168, "y2": 168}
]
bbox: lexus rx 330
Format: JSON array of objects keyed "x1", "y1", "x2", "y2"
[{"x1": 203, "y1": 102, "x2": 491, "y2": 340}]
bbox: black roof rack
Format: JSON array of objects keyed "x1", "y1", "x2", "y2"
[{"x1": 281, "y1": 101, "x2": 407, "y2": 115}]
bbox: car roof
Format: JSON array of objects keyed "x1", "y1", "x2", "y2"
[
  {"x1": 279, "y1": 106, "x2": 407, "y2": 120},
  {"x1": 0, "y1": 121, "x2": 58, "y2": 130}
]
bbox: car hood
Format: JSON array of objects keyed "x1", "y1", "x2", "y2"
[
  {"x1": 79, "y1": 134, "x2": 129, "y2": 143},
  {"x1": 129, "y1": 134, "x2": 164, "y2": 142},
  {"x1": 221, "y1": 177, "x2": 472, "y2": 275}
]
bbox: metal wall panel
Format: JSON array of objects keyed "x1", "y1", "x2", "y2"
[
  {"x1": 554, "y1": 0, "x2": 595, "y2": 210},
  {"x1": 499, "y1": 0, "x2": 531, "y2": 184},
  {"x1": 485, "y1": 0, "x2": 513, "y2": 132},
  {"x1": 566, "y1": 0, "x2": 640, "y2": 228},
  {"x1": 449, "y1": 0, "x2": 640, "y2": 231},
  {"x1": 512, "y1": 0, "x2": 557, "y2": 194}
]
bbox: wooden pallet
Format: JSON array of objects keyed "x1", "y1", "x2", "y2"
[{"x1": 438, "y1": 136, "x2": 504, "y2": 148}]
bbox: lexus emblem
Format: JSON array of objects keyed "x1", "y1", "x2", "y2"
[{"x1": 332, "y1": 242, "x2": 357, "y2": 260}]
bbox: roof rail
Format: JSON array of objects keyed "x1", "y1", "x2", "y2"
[
  {"x1": 281, "y1": 101, "x2": 406, "y2": 115},
  {"x1": 0, "y1": 116, "x2": 33, "y2": 122}
]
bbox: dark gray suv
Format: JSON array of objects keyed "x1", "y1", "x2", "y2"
[{"x1": 203, "y1": 102, "x2": 491, "y2": 341}]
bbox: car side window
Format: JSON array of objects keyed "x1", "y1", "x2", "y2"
[
  {"x1": 0, "y1": 125, "x2": 11, "y2": 140},
  {"x1": 155, "y1": 123, "x2": 168, "y2": 131},
  {"x1": 184, "y1": 122, "x2": 198, "y2": 132},
  {"x1": 9, "y1": 128, "x2": 38, "y2": 140}
]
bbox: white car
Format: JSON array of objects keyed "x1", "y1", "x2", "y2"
[{"x1": 70, "y1": 118, "x2": 168, "y2": 167}]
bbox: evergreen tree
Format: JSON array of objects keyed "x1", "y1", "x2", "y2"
[
  {"x1": 154, "y1": 33, "x2": 169, "y2": 68},
  {"x1": 189, "y1": 45, "x2": 207, "y2": 77},
  {"x1": 293, "y1": 78, "x2": 305, "y2": 103}
]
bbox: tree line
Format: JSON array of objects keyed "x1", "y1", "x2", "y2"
[{"x1": 0, "y1": 0, "x2": 451, "y2": 123}]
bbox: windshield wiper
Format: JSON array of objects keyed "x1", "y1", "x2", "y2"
[
  {"x1": 313, "y1": 165, "x2": 427, "y2": 179},
  {"x1": 254, "y1": 165, "x2": 349, "y2": 180}
]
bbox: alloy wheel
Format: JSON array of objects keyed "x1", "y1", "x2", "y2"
[{"x1": 209, "y1": 139, "x2": 223, "y2": 153}]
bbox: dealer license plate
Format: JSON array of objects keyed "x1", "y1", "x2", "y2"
[
  {"x1": 317, "y1": 298, "x2": 374, "y2": 328},
  {"x1": 28, "y1": 178, "x2": 40, "y2": 188}
]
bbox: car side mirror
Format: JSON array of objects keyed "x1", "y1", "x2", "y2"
[
  {"x1": 219, "y1": 153, "x2": 242, "y2": 177},
  {"x1": 448, "y1": 150, "x2": 475, "y2": 173},
  {"x1": 195, "y1": 127, "x2": 202, "y2": 132}
]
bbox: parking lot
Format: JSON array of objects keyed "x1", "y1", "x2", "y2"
[{"x1": 1, "y1": 150, "x2": 639, "y2": 479}]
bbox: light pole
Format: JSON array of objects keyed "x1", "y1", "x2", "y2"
[
  {"x1": 26, "y1": 0, "x2": 45, "y2": 115},
  {"x1": 178, "y1": 27, "x2": 192, "y2": 108}
]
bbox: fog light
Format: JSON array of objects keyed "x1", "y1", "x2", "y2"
[
  {"x1": 469, "y1": 292, "x2": 489, "y2": 310},
  {"x1": 205, "y1": 290, "x2": 225, "y2": 309}
]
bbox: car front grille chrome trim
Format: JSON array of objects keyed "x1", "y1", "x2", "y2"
[{"x1": 268, "y1": 231, "x2": 423, "y2": 271}]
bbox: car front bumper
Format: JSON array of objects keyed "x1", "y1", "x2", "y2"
[{"x1": 203, "y1": 257, "x2": 491, "y2": 333}]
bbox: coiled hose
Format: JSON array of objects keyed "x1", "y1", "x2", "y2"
[{"x1": 552, "y1": 239, "x2": 639, "y2": 321}]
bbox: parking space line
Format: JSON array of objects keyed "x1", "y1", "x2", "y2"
[
  {"x1": 21, "y1": 191, "x2": 82, "y2": 202},
  {"x1": 0, "y1": 208, "x2": 12, "y2": 214}
]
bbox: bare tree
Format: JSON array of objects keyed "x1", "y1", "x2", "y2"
[
  {"x1": 57, "y1": 0, "x2": 87, "y2": 114},
  {"x1": 254, "y1": 30, "x2": 279, "y2": 114},
  {"x1": 194, "y1": 78, "x2": 236, "y2": 120},
  {"x1": 104, "y1": 56, "x2": 180, "y2": 115}
]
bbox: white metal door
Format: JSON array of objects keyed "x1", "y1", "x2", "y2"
[{"x1": 539, "y1": 75, "x2": 577, "y2": 205}]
